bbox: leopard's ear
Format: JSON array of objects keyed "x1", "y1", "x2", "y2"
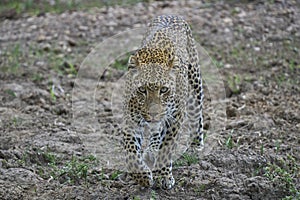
[{"x1": 128, "y1": 55, "x2": 139, "y2": 70}]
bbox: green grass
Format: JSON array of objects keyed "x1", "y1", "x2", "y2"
[
  {"x1": 211, "y1": 57, "x2": 225, "y2": 68},
  {"x1": 49, "y1": 85, "x2": 57, "y2": 102},
  {"x1": 174, "y1": 152, "x2": 199, "y2": 167},
  {"x1": 110, "y1": 53, "x2": 131, "y2": 70},
  {"x1": 0, "y1": 0, "x2": 150, "y2": 16},
  {"x1": 19, "y1": 148, "x2": 99, "y2": 185},
  {"x1": 193, "y1": 184, "x2": 206, "y2": 195},
  {"x1": 54, "y1": 155, "x2": 92, "y2": 184},
  {"x1": 0, "y1": 43, "x2": 22, "y2": 74},
  {"x1": 0, "y1": 43, "x2": 79, "y2": 77},
  {"x1": 260, "y1": 144, "x2": 264, "y2": 155},
  {"x1": 47, "y1": 154, "x2": 98, "y2": 185},
  {"x1": 227, "y1": 75, "x2": 241, "y2": 94},
  {"x1": 31, "y1": 73, "x2": 44, "y2": 82},
  {"x1": 65, "y1": 62, "x2": 78, "y2": 75},
  {"x1": 0, "y1": 0, "x2": 87, "y2": 15},
  {"x1": 263, "y1": 155, "x2": 300, "y2": 199},
  {"x1": 4, "y1": 89, "x2": 16, "y2": 98},
  {"x1": 225, "y1": 134, "x2": 233, "y2": 149},
  {"x1": 224, "y1": 130, "x2": 238, "y2": 149},
  {"x1": 110, "y1": 170, "x2": 122, "y2": 180},
  {"x1": 150, "y1": 190, "x2": 157, "y2": 200},
  {"x1": 12, "y1": 116, "x2": 24, "y2": 127}
]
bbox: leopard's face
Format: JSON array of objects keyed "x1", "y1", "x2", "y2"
[{"x1": 128, "y1": 64, "x2": 177, "y2": 124}]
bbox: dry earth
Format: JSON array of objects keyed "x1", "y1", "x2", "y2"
[{"x1": 0, "y1": 0, "x2": 299, "y2": 199}]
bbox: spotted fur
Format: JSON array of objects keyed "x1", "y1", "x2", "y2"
[{"x1": 122, "y1": 15, "x2": 204, "y2": 189}]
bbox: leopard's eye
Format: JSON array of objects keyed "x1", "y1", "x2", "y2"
[
  {"x1": 160, "y1": 86, "x2": 169, "y2": 94},
  {"x1": 137, "y1": 86, "x2": 147, "y2": 94}
]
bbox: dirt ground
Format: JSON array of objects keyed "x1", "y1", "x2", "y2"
[{"x1": 0, "y1": 0, "x2": 299, "y2": 199}]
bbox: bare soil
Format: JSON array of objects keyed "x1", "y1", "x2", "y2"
[{"x1": 0, "y1": 1, "x2": 299, "y2": 199}]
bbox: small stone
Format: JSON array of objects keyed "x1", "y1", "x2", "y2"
[
  {"x1": 224, "y1": 28, "x2": 231, "y2": 33},
  {"x1": 261, "y1": 88, "x2": 269, "y2": 95},
  {"x1": 37, "y1": 35, "x2": 46, "y2": 42},
  {"x1": 254, "y1": 47, "x2": 260, "y2": 51},
  {"x1": 224, "y1": 64, "x2": 232, "y2": 68},
  {"x1": 29, "y1": 24, "x2": 37, "y2": 30},
  {"x1": 78, "y1": 25, "x2": 88, "y2": 31},
  {"x1": 223, "y1": 17, "x2": 233, "y2": 25},
  {"x1": 106, "y1": 21, "x2": 118, "y2": 26}
]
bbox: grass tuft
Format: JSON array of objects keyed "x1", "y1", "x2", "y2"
[
  {"x1": 174, "y1": 152, "x2": 199, "y2": 167},
  {"x1": 263, "y1": 155, "x2": 300, "y2": 199}
]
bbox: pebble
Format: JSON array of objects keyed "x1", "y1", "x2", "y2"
[
  {"x1": 253, "y1": 47, "x2": 260, "y2": 51},
  {"x1": 223, "y1": 17, "x2": 233, "y2": 25},
  {"x1": 78, "y1": 25, "x2": 88, "y2": 31}
]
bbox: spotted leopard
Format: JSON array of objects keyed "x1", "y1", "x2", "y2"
[{"x1": 122, "y1": 15, "x2": 204, "y2": 189}]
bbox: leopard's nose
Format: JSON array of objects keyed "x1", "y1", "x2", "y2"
[
  {"x1": 149, "y1": 104, "x2": 160, "y2": 117},
  {"x1": 146, "y1": 104, "x2": 161, "y2": 122}
]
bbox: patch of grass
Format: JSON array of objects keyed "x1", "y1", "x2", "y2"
[
  {"x1": 0, "y1": 0, "x2": 80, "y2": 15},
  {"x1": 64, "y1": 61, "x2": 78, "y2": 75},
  {"x1": 260, "y1": 144, "x2": 264, "y2": 155},
  {"x1": 12, "y1": 116, "x2": 24, "y2": 127},
  {"x1": 110, "y1": 53, "x2": 131, "y2": 70},
  {"x1": 31, "y1": 73, "x2": 44, "y2": 82},
  {"x1": 110, "y1": 170, "x2": 122, "y2": 180},
  {"x1": 5, "y1": 89, "x2": 16, "y2": 98},
  {"x1": 18, "y1": 148, "x2": 30, "y2": 165},
  {"x1": 49, "y1": 85, "x2": 57, "y2": 102},
  {"x1": 0, "y1": 43, "x2": 22, "y2": 74},
  {"x1": 225, "y1": 134, "x2": 233, "y2": 149},
  {"x1": 194, "y1": 184, "x2": 206, "y2": 195},
  {"x1": 288, "y1": 60, "x2": 298, "y2": 71},
  {"x1": 212, "y1": 57, "x2": 225, "y2": 68},
  {"x1": 275, "y1": 139, "x2": 282, "y2": 154},
  {"x1": 1, "y1": 43, "x2": 78, "y2": 76},
  {"x1": 227, "y1": 75, "x2": 241, "y2": 94},
  {"x1": 263, "y1": 155, "x2": 300, "y2": 199},
  {"x1": 150, "y1": 190, "x2": 157, "y2": 200},
  {"x1": 55, "y1": 155, "x2": 90, "y2": 184},
  {"x1": 230, "y1": 47, "x2": 240, "y2": 60},
  {"x1": 31, "y1": 44, "x2": 78, "y2": 76},
  {"x1": 225, "y1": 129, "x2": 237, "y2": 149},
  {"x1": 0, "y1": 0, "x2": 150, "y2": 16},
  {"x1": 19, "y1": 148, "x2": 99, "y2": 185},
  {"x1": 49, "y1": 154, "x2": 98, "y2": 185},
  {"x1": 275, "y1": 73, "x2": 287, "y2": 86},
  {"x1": 174, "y1": 152, "x2": 199, "y2": 167}
]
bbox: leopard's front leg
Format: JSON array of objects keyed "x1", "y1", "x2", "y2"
[
  {"x1": 122, "y1": 124, "x2": 153, "y2": 187},
  {"x1": 152, "y1": 112, "x2": 183, "y2": 189}
]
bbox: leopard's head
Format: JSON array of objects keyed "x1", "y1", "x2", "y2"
[{"x1": 125, "y1": 48, "x2": 180, "y2": 124}]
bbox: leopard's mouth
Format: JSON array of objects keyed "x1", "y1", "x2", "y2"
[
  {"x1": 144, "y1": 114, "x2": 163, "y2": 123},
  {"x1": 145, "y1": 119, "x2": 160, "y2": 123}
]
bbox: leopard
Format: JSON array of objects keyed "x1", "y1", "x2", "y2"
[{"x1": 122, "y1": 15, "x2": 204, "y2": 190}]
